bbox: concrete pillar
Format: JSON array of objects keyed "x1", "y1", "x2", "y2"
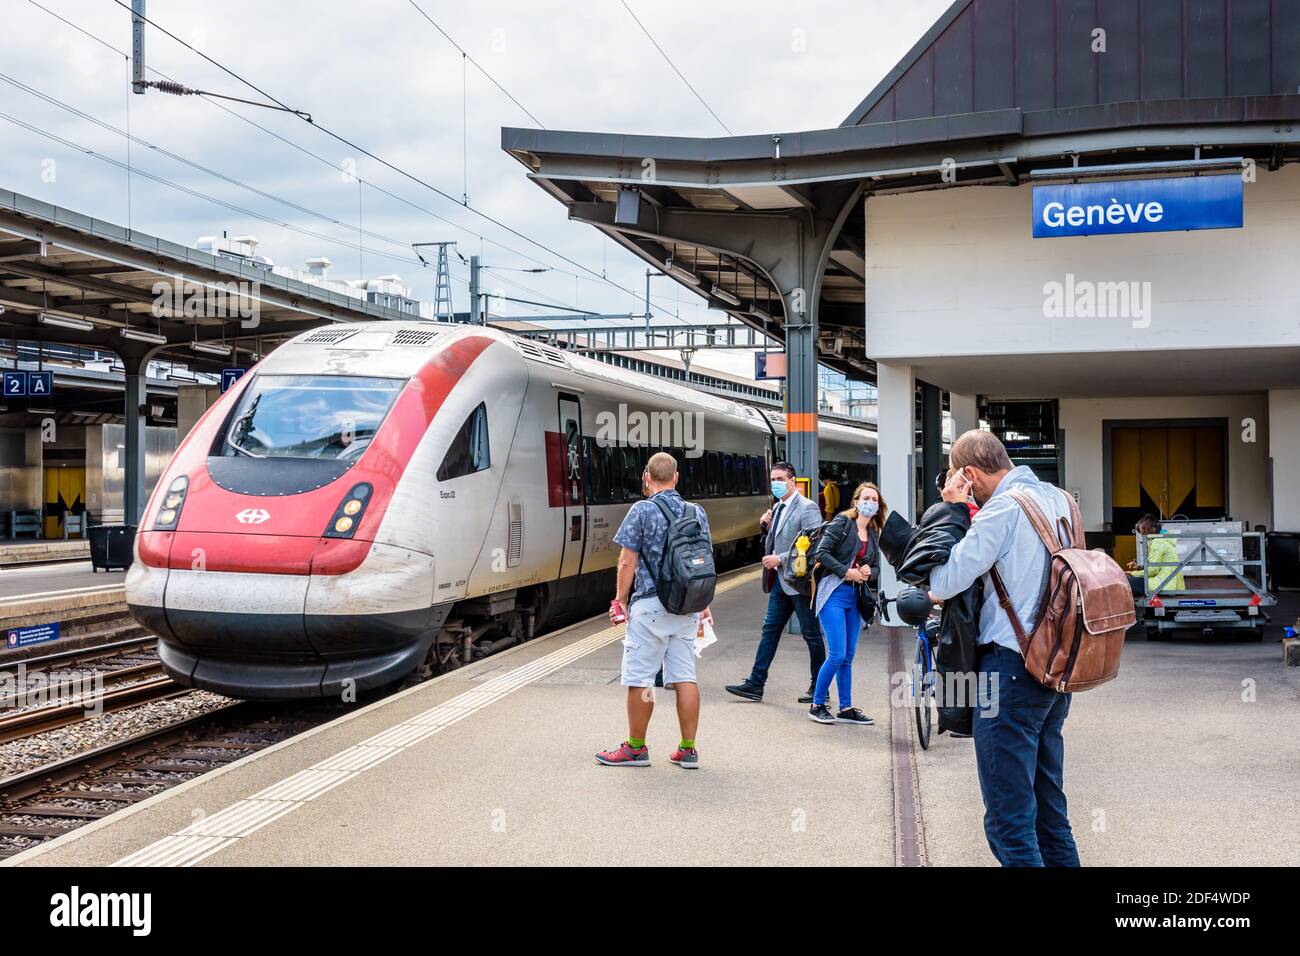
[
  {"x1": 123, "y1": 358, "x2": 147, "y2": 525},
  {"x1": 784, "y1": 307, "x2": 818, "y2": 490},
  {"x1": 949, "y1": 392, "x2": 978, "y2": 438},
  {"x1": 921, "y1": 381, "x2": 942, "y2": 510},
  {"x1": 177, "y1": 385, "x2": 221, "y2": 439},
  {"x1": 877, "y1": 361, "x2": 916, "y2": 626},
  {"x1": 1268, "y1": 389, "x2": 1300, "y2": 532}
]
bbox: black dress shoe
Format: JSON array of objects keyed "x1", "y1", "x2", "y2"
[
  {"x1": 797, "y1": 684, "x2": 815, "y2": 704},
  {"x1": 725, "y1": 680, "x2": 763, "y2": 701}
]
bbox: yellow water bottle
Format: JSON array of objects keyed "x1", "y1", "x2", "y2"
[{"x1": 793, "y1": 534, "x2": 810, "y2": 578}]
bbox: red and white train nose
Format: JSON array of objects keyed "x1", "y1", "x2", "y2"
[{"x1": 126, "y1": 325, "x2": 495, "y2": 698}]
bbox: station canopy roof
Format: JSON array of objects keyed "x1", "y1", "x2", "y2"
[
  {"x1": 0, "y1": 188, "x2": 419, "y2": 375},
  {"x1": 504, "y1": 0, "x2": 1300, "y2": 384}
]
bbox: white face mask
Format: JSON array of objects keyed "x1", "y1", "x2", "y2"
[{"x1": 856, "y1": 499, "x2": 879, "y2": 518}]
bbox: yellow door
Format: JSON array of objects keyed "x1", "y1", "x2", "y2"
[
  {"x1": 42, "y1": 466, "x2": 86, "y2": 538},
  {"x1": 1111, "y1": 424, "x2": 1225, "y2": 565}
]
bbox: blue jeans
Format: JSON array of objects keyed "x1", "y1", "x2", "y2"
[
  {"x1": 973, "y1": 646, "x2": 1080, "y2": 867},
  {"x1": 813, "y1": 582, "x2": 860, "y2": 709},
  {"x1": 747, "y1": 586, "x2": 825, "y2": 688}
]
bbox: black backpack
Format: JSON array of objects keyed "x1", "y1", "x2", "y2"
[{"x1": 649, "y1": 496, "x2": 717, "y2": 614}]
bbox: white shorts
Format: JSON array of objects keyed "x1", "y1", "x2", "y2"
[{"x1": 620, "y1": 595, "x2": 699, "y2": 688}]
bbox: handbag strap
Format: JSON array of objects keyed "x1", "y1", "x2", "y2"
[
  {"x1": 990, "y1": 486, "x2": 1080, "y2": 650},
  {"x1": 989, "y1": 564, "x2": 1029, "y2": 647},
  {"x1": 1007, "y1": 488, "x2": 1082, "y2": 552}
]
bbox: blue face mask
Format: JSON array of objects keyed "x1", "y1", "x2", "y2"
[
  {"x1": 770, "y1": 480, "x2": 788, "y2": 499},
  {"x1": 856, "y1": 500, "x2": 879, "y2": 518}
]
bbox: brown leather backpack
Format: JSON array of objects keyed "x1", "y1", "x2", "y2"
[{"x1": 989, "y1": 488, "x2": 1135, "y2": 693}]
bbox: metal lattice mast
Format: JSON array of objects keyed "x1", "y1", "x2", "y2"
[{"x1": 433, "y1": 244, "x2": 453, "y2": 321}]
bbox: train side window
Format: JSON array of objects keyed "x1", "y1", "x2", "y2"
[
  {"x1": 748, "y1": 455, "x2": 762, "y2": 494},
  {"x1": 586, "y1": 438, "x2": 612, "y2": 504},
  {"x1": 721, "y1": 453, "x2": 737, "y2": 496},
  {"x1": 683, "y1": 453, "x2": 702, "y2": 498},
  {"x1": 621, "y1": 446, "x2": 642, "y2": 499},
  {"x1": 705, "y1": 451, "x2": 721, "y2": 498},
  {"x1": 436, "y1": 402, "x2": 490, "y2": 480}
]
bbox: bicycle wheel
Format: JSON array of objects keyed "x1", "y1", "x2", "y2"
[{"x1": 913, "y1": 635, "x2": 933, "y2": 750}]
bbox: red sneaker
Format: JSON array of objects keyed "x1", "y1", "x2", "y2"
[
  {"x1": 669, "y1": 747, "x2": 699, "y2": 769},
  {"x1": 595, "y1": 741, "x2": 650, "y2": 767}
]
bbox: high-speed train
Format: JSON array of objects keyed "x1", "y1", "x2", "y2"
[{"x1": 126, "y1": 322, "x2": 877, "y2": 699}]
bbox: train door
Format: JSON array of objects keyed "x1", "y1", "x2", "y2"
[{"x1": 557, "y1": 394, "x2": 587, "y2": 578}]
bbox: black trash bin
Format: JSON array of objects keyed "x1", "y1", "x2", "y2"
[
  {"x1": 1267, "y1": 532, "x2": 1300, "y2": 590},
  {"x1": 88, "y1": 524, "x2": 136, "y2": 572}
]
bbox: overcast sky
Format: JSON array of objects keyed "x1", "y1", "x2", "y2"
[{"x1": 1, "y1": 0, "x2": 951, "y2": 375}]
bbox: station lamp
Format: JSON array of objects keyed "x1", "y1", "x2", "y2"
[
  {"x1": 38, "y1": 313, "x2": 95, "y2": 332},
  {"x1": 121, "y1": 328, "x2": 167, "y2": 345}
]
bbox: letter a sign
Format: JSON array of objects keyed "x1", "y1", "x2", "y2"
[{"x1": 28, "y1": 371, "x2": 53, "y2": 397}]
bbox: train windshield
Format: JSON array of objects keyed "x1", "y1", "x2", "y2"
[{"x1": 224, "y1": 374, "x2": 404, "y2": 460}]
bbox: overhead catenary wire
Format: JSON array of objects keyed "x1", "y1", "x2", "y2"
[
  {"x1": 107, "y1": 0, "x2": 655, "y2": 302},
  {"x1": 617, "y1": 0, "x2": 733, "y2": 135},
  {"x1": 0, "y1": 72, "x2": 429, "y2": 262},
  {"x1": 25, "y1": 0, "x2": 589, "y2": 287},
  {"x1": 30, "y1": 1, "x2": 690, "y2": 323},
  {"x1": 404, "y1": 0, "x2": 546, "y2": 129},
  {"x1": 26, "y1": 0, "x2": 695, "y2": 326},
  {"x1": 0, "y1": 111, "x2": 428, "y2": 272}
]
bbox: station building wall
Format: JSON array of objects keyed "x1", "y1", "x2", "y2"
[
  {"x1": 862, "y1": 165, "x2": 1300, "y2": 358},
  {"x1": 862, "y1": 164, "x2": 1298, "y2": 541}
]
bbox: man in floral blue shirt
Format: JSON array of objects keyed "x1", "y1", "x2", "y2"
[{"x1": 596, "y1": 452, "x2": 713, "y2": 770}]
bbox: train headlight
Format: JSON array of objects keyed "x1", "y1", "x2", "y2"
[
  {"x1": 324, "y1": 483, "x2": 372, "y2": 539},
  {"x1": 153, "y1": 475, "x2": 189, "y2": 530}
]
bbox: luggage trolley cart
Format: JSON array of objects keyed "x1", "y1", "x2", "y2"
[{"x1": 1138, "y1": 519, "x2": 1276, "y2": 641}]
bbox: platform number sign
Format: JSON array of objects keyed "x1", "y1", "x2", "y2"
[
  {"x1": 27, "y1": 371, "x2": 52, "y2": 397},
  {"x1": 3, "y1": 371, "x2": 55, "y2": 398},
  {"x1": 220, "y1": 368, "x2": 247, "y2": 393}
]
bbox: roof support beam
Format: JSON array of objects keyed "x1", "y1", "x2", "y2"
[{"x1": 570, "y1": 178, "x2": 865, "y2": 481}]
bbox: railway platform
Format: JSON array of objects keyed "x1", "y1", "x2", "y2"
[
  {"x1": 1, "y1": 564, "x2": 130, "y2": 665},
  {"x1": 0, "y1": 561, "x2": 125, "y2": 603},
  {"x1": 0, "y1": 539, "x2": 90, "y2": 569},
  {"x1": 4, "y1": 566, "x2": 1299, "y2": 868}
]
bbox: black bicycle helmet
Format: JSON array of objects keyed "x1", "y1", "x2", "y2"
[{"x1": 894, "y1": 586, "x2": 934, "y2": 626}]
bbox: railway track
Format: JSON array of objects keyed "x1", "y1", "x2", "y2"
[
  {"x1": 0, "y1": 636, "x2": 184, "y2": 745},
  {"x1": 0, "y1": 701, "x2": 346, "y2": 860}
]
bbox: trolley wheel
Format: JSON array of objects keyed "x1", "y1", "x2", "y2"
[{"x1": 912, "y1": 639, "x2": 933, "y2": 751}]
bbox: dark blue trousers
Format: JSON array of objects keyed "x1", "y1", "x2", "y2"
[
  {"x1": 747, "y1": 586, "x2": 825, "y2": 688},
  {"x1": 973, "y1": 646, "x2": 1081, "y2": 867}
]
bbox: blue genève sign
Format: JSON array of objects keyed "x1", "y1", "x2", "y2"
[{"x1": 1032, "y1": 174, "x2": 1243, "y2": 239}]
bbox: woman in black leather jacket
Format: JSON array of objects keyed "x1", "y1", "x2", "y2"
[{"x1": 806, "y1": 483, "x2": 887, "y2": 726}]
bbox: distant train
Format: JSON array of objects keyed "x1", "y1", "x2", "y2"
[{"x1": 126, "y1": 322, "x2": 877, "y2": 699}]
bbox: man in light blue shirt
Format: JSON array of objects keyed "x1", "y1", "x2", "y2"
[{"x1": 928, "y1": 430, "x2": 1081, "y2": 867}]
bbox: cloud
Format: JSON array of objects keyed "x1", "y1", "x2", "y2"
[{"x1": 1, "y1": 0, "x2": 949, "y2": 376}]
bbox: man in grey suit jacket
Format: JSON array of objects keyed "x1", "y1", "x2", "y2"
[{"x1": 726, "y1": 461, "x2": 827, "y2": 703}]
